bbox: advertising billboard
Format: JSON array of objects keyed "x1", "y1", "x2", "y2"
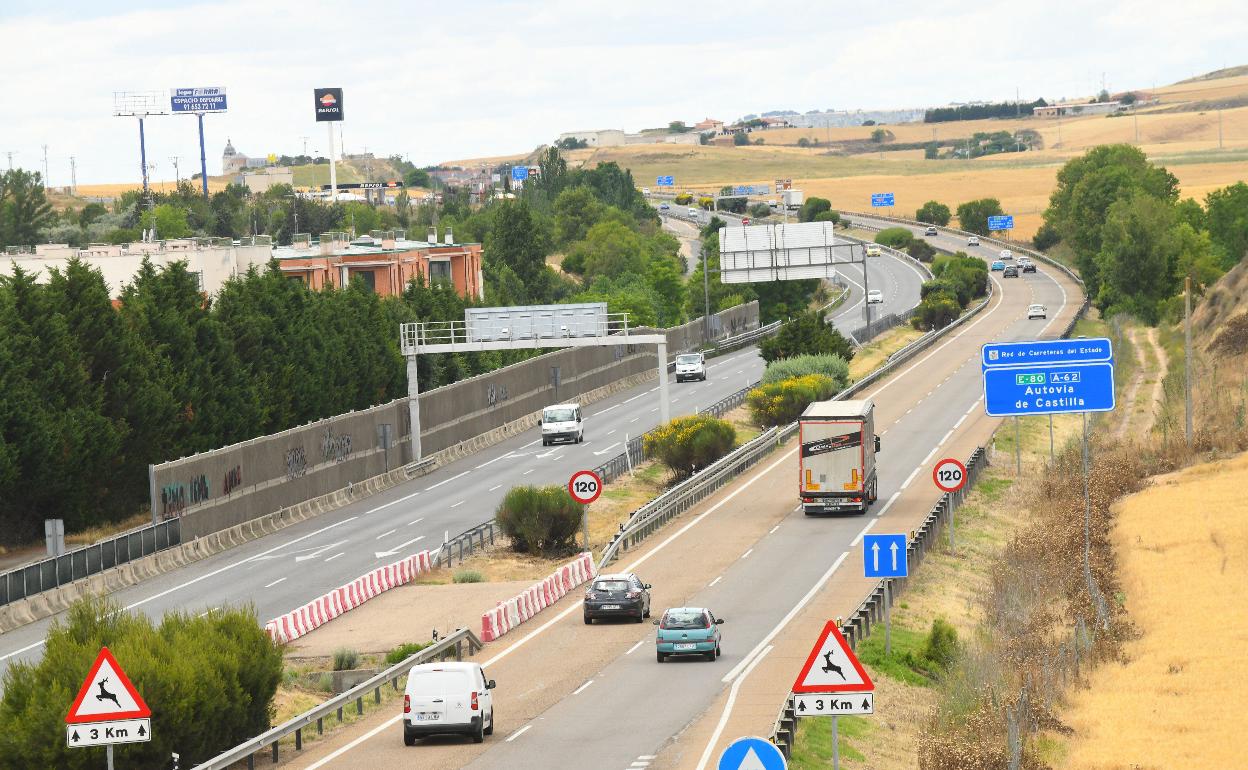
[{"x1": 170, "y1": 87, "x2": 227, "y2": 113}]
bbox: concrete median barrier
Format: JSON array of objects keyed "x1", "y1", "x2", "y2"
[{"x1": 481, "y1": 552, "x2": 593, "y2": 642}]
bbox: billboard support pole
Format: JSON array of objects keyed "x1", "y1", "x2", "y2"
[
  {"x1": 139, "y1": 118, "x2": 150, "y2": 196},
  {"x1": 197, "y1": 113, "x2": 209, "y2": 198},
  {"x1": 327, "y1": 122, "x2": 337, "y2": 201},
  {"x1": 406, "y1": 355, "x2": 422, "y2": 462},
  {"x1": 657, "y1": 340, "x2": 670, "y2": 425}
]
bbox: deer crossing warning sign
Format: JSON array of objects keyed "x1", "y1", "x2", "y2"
[
  {"x1": 65, "y1": 647, "x2": 152, "y2": 749},
  {"x1": 791, "y1": 621, "x2": 874, "y2": 694}
]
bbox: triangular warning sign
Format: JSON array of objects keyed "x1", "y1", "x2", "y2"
[
  {"x1": 792, "y1": 621, "x2": 874, "y2": 693},
  {"x1": 65, "y1": 647, "x2": 151, "y2": 723}
]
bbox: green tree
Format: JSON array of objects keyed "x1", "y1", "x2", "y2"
[
  {"x1": 1094, "y1": 192, "x2": 1175, "y2": 322},
  {"x1": 668, "y1": 121, "x2": 690, "y2": 133},
  {"x1": 733, "y1": 132, "x2": 749, "y2": 146},
  {"x1": 759, "y1": 310, "x2": 854, "y2": 363},
  {"x1": 552, "y1": 186, "x2": 605, "y2": 246},
  {"x1": 209, "y1": 184, "x2": 249, "y2": 238},
  {"x1": 1204, "y1": 181, "x2": 1248, "y2": 268},
  {"x1": 571, "y1": 220, "x2": 644, "y2": 281},
  {"x1": 487, "y1": 199, "x2": 550, "y2": 297},
  {"x1": 799, "y1": 197, "x2": 832, "y2": 223},
  {"x1": 140, "y1": 204, "x2": 192, "y2": 239},
  {"x1": 915, "y1": 200, "x2": 951, "y2": 226},
  {"x1": 77, "y1": 202, "x2": 107, "y2": 228},
  {"x1": 955, "y1": 198, "x2": 1005, "y2": 236},
  {"x1": 404, "y1": 167, "x2": 432, "y2": 188},
  {"x1": 340, "y1": 202, "x2": 380, "y2": 236},
  {"x1": 0, "y1": 169, "x2": 55, "y2": 246}
]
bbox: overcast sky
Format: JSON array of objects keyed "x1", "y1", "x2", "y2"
[{"x1": 2, "y1": 0, "x2": 1244, "y2": 185}]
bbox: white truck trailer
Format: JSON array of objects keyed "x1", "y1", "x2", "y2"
[{"x1": 798, "y1": 399, "x2": 880, "y2": 515}]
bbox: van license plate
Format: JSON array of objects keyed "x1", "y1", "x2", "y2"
[
  {"x1": 674, "y1": 643, "x2": 696, "y2": 651},
  {"x1": 415, "y1": 713, "x2": 440, "y2": 721},
  {"x1": 601, "y1": 605, "x2": 620, "y2": 610}
]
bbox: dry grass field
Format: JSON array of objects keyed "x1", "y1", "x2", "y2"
[{"x1": 1058, "y1": 452, "x2": 1248, "y2": 770}]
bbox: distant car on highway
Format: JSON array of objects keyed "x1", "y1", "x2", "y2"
[
  {"x1": 641, "y1": 187, "x2": 650, "y2": 197},
  {"x1": 584, "y1": 572, "x2": 651, "y2": 623},
  {"x1": 1028, "y1": 304, "x2": 1047, "y2": 320},
  {"x1": 999, "y1": 249, "x2": 1013, "y2": 260},
  {"x1": 924, "y1": 226, "x2": 938, "y2": 236},
  {"x1": 688, "y1": 207, "x2": 699, "y2": 217},
  {"x1": 968, "y1": 235, "x2": 980, "y2": 246},
  {"x1": 654, "y1": 607, "x2": 724, "y2": 662},
  {"x1": 659, "y1": 202, "x2": 670, "y2": 211},
  {"x1": 866, "y1": 289, "x2": 883, "y2": 304},
  {"x1": 991, "y1": 260, "x2": 1005, "y2": 271},
  {"x1": 541, "y1": 403, "x2": 583, "y2": 446},
  {"x1": 865, "y1": 244, "x2": 882, "y2": 258},
  {"x1": 675, "y1": 353, "x2": 707, "y2": 382},
  {"x1": 1003, "y1": 265, "x2": 1019, "y2": 278},
  {"x1": 1022, "y1": 261, "x2": 1037, "y2": 273},
  {"x1": 403, "y1": 662, "x2": 495, "y2": 745}
]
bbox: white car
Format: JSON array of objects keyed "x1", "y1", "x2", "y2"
[
  {"x1": 641, "y1": 187, "x2": 650, "y2": 197},
  {"x1": 675, "y1": 352, "x2": 707, "y2": 382},
  {"x1": 688, "y1": 207, "x2": 699, "y2": 217},
  {"x1": 541, "y1": 403, "x2": 583, "y2": 446},
  {"x1": 967, "y1": 235, "x2": 980, "y2": 246},
  {"x1": 867, "y1": 289, "x2": 884, "y2": 304},
  {"x1": 1027, "y1": 304, "x2": 1047, "y2": 320},
  {"x1": 924, "y1": 226, "x2": 938, "y2": 236},
  {"x1": 999, "y1": 249, "x2": 1013, "y2": 260},
  {"x1": 403, "y1": 662, "x2": 495, "y2": 745}
]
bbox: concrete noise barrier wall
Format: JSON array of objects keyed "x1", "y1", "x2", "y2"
[{"x1": 151, "y1": 302, "x2": 759, "y2": 543}]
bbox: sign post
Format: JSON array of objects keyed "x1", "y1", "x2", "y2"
[
  {"x1": 791, "y1": 621, "x2": 875, "y2": 770},
  {"x1": 314, "y1": 88, "x2": 345, "y2": 201},
  {"x1": 66, "y1": 647, "x2": 153, "y2": 767}
]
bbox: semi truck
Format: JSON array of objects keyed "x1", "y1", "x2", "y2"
[{"x1": 798, "y1": 399, "x2": 880, "y2": 515}]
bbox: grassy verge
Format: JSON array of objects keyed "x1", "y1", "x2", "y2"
[{"x1": 849, "y1": 325, "x2": 925, "y2": 381}]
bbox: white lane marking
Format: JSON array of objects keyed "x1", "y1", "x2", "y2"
[
  {"x1": 264, "y1": 578, "x2": 287, "y2": 588},
  {"x1": 536, "y1": 447, "x2": 563, "y2": 459},
  {"x1": 649, "y1": 387, "x2": 659, "y2": 393},
  {"x1": 939, "y1": 429, "x2": 954, "y2": 446},
  {"x1": 425, "y1": 470, "x2": 469, "y2": 491},
  {"x1": 639, "y1": 757, "x2": 657, "y2": 761},
  {"x1": 520, "y1": 439, "x2": 541, "y2": 448},
  {"x1": 366, "y1": 489, "x2": 419, "y2": 514},
  {"x1": 593, "y1": 442, "x2": 622, "y2": 456},
  {"x1": 851, "y1": 518, "x2": 879, "y2": 546},
  {"x1": 769, "y1": 524, "x2": 780, "y2": 534},
  {"x1": 953, "y1": 414, "x2": 968, "y2": 429},
  {"x1": 920, "y1": 446, "x2": 939, "y2": 467},
  {"x1": 694, "y1": 644, "x2": 775, "y2": 770},
  {"x1": 375, "y1": 529, "x2": 396, "y2": 540},
  {"x1": 901, "y1": 468, "x2": 920, "y2": 489},
  {"x1": 741, "y1": 548, "x2": 754, "y2": 559},
  {"x1": 475, "y1": 452, "x2": 515, "y2": 470},
  {"x1": 451, "y1": 500, "x2": 465, "y2": 508},
  {"x1": 630, "y1": 417, "x2": 640, "y2": 423},
  {"x1": 523, "y1": 468, "x2": 535, "y2": 475},
  {"x1": 505, "y1": 724, "x2": 533, "y2": 742},
  {"x1": 488, "y1": 485, "x2": 502, "y2": 492},
  {"x1": 293, "y1": 539, "x2": 348, "y2": 562},
  {"x1": 607, "y1": 429, "x2": 618, "y2": 436},
  {"x1": 408, "y1": 517, "x2": 424, "y2": 526},
  {"x1": 709, "y1": 576, "x2": 724, "y2": 587},
  {"x1": 721, "y1": 551, "x2": 849, "y2": 684},
  {"x1": 572, "y1": 679, "x2": 594, "y2": 695},
  {"x1": 624, "y1": 394, "x2": 644, "y2": 404},
  {"x1": 626, "y1": 639, "x2": 647, "y2": 655},
  {"x1": 374, "y1": 535, "x2": 425, "y2": 559},
  {"x1": 0, "y1": 514, "x2": 362, "y2": 663},
  {"x1": 325, "y1": 552, "x2": 345, "y2": 562},
  {"x1": 596, "y1": 404, "x2": 621, "y2": 414},
  {"x1": 197, "y1": 607, "x2": 217, "y2": 618}
]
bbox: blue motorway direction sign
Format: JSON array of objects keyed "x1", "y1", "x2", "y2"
[
  {"x1": 983, "y1": 362, "x2": 1115, "y2": 416},
  {"x1": 719, "y1": 736, "x2": 787, "y2": 770},
  {"x1": 170, "y1": 87, "x2": 227, "y2": 113},
  {"x1": 870, "y1": 192, "x2": 895, "y2": 207},
  {"x1": 987, "y1": 214, "x2": 1015, "y2": 231},
  {"x1": 656, "y1": 175, "x2": 674, "y2": 186},
  {"x1": 511, "y1": 166, "x2": 529, "y2": 181},
  {"x1": 982, "y1": 338, "x2": 1113, "y2": 370},
  {"x1": 863, "y1": 534, "x2": 907, "y2": 578}
]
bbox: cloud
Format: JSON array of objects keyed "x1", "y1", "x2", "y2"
[{"x1": 2, "y1": 0, "x2": 1243, "y2": 184}]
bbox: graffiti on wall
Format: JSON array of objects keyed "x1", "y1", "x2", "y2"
[
  {"x1": 321, "y1": 428, "x2": 352, "y2": 463},
  {"x1": 189, "y1": 474, "x2": 209, "y2": 504},
  {"x1": 161, "y1": 484, "x2": 187, "y2": 519},
  {"x1": 285, "y1": 446, "x2": 307, "y2": 479},
  {"x1": 223, "y1": 465, "x2": 242, "y2": 495},
  {"x1": 486, "y1": 383, "x2": 511, "y2": 407}
]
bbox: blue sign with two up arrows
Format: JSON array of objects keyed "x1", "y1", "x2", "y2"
[
  {"x1": 863, "y1": 534, "x2": 907, "y2": 578},
  {"x1": 719, "y1": 736, "x2": 787, "y2": 770}
]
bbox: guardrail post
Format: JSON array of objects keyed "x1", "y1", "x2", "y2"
[
  {"x1": 247, "y1": 754, "x2": 254, "y2": 770},
  {"x1": 356, "y1": 696, "x2": 363, "y2": 716},
  {"x1": 455, "y1": 640, "x2": 463, "y2": 661},
  {"x1": 317, "y1": 717, "x2": 323, "y2": 735},
  {"x1": 295, "y1": 727, "x2": 302, "y2": 750},
  {"x1": 375, "y1": 686, "x2": 381, "y2": 704},
  {"x1": 271, "y1": 742, "x2": 278, "y2": 763}
]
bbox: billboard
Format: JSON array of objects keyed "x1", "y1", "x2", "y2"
[
  {"x1": 465, "y1": 303, "x2": 608, "y2": 342},
  {"x1": 314, "y1": 88, "x2": 344, "y2": 121},
  {"x1": 170, "y1": 87, "x2": 227, "y2": 113},
  {"x1": 719, "y1": 221, "x2": 853, "y2": 283}
]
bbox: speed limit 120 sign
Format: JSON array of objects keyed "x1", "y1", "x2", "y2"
[
  {"x1": 568, "y1": 470, "x2": 603, "y2": 504},
  {"x1": 932, "y1": 458, "x2": 968, "y2": 493}
]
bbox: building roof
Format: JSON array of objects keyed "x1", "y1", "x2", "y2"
[{"x1": 270, "y1": 236, "x2": 479, "y2": 260}]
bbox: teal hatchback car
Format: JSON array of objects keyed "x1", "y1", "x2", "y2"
[{"x1": 654, "y1": 607, "x2": 724, "y2": 662}]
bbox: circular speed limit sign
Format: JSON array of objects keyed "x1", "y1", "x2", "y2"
[
  {"x1": 568, "y1": 470, "x2": 603, "y2": 505},
  {"x1": 932, "y1": 458, "x2": 968, "y2": 493}
]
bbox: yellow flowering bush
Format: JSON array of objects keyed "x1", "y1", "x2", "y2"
[
  {"x1": 644, "y1": 414, "x2": 736, "y2": 479},
  {"x1": 746, "y1": 374, "x2": 837, "y2": 427}
]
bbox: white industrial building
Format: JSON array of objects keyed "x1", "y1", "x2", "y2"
[{"x1": 557, "y1": 129, "x2": 700, "y2": 148}]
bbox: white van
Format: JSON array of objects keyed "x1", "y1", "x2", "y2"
[
  {"x1": 403, "y1": 662, "x2": 495, "y2": 745},
  {"x1": 541, "y1": 403, "x2": 584, "y2": 446},
  {"x1": 675, "y1": 353, "x2": 706, "y2": 382}
]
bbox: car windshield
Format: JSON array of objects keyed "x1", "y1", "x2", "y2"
[
  {"x1": 545, "y1": 408, "x2": 575, "y2": 422},
  {"x1": 662, "y1": 611, "x2": 707, "y2": 629},
  {"x1": 676, "y1": 355, "x2": 701, "y2": 364},
  {"x1": 592, "y1": 580, "x2": 630, "y2": 592}
]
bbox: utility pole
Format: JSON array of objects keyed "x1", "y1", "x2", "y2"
[
  {"x1": 69, "y1": 156, "x2": 77, "y2": 195},
  {"x1": 301, "y1": 135, "x2": 309, "y2": 157},
  {"x1": 170, "y1": 156, "x2": 181, "y2": 185},
  {"x1": 3, "y1": 151, "x2": 14, "y2": 169},
  {"x1": 41, "y1": 144, "x2": 49, "y2": 188},
  {"x1": 1185, "y1": 276, "x2": 1193, "y2": 444}
]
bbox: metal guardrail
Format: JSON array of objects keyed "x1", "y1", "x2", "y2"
[
  {"x1": 768, "y1": 445, "x2": 991, "y2": 757},
  {"x1": 433, "y1": 519, "x2": 499, "y2": 569},
  {"x1": 698, "y1": 381, "x2": 761, "y2": 419},
  {"x1": 0, "y1": 518, "x2": 181, "y2": 607},
  {"x1": 193, "y1": 628, "x2": 484, "y2": 770}
]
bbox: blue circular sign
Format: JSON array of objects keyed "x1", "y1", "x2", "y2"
[{"x1": 718, "y1": 736, "x2": 787, "y2": 770}]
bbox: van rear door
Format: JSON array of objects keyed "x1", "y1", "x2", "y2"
[{"x1": 407, "y1": 669, "x2": 472, "y2": 726}]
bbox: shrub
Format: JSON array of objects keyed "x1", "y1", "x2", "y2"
[
  {"x1": 916, "y1": 201, "x2": 952, "y2": 226},
  {"x1": 759, "y1": 310, "x2": 855, "y2": 363},
  {"x1": 0, "y1": 596, "x2": 281, "y2": 768},
  {"x1": 385, "y1": 641, "x2": 432, "y2": 666},
  {"x1": 674, "y1": 193, "x2": 693, "y2": 205},
  {"x1": 931, "y1": 253, "x2": 988, "y2": 306},
  {"x1": 644, "y1": 414, "x2": 736, "y2": 478},
  {"x1": 1032, "y1": 220, "x2": 1061, "y2": 250},
  {"x1": 733, "y1": 133, "x2": 749, "y2": 146},
  {"x1": 955, "y1": 198, "x2": 1005, "y2": 236},
  {"x1": 797, "y1": 137, "x2": 811, "y2": 147},
  {"x1": 911, "y1": 292, "x2": 962, "y2": 331},
  {"x1": 922, "y1": 618, "x2": 959, "y2": 673},
  {"x1": 747, "y1": 374, "x2": 838, "y2": 427},
  {"x1": 813, "y1": 210, "x2": 840, "y2": 224},
  {"x1": 907, "y1": 239, "x2": 937, "y2": 262},
  {"x1": 748, "y1": 202, "x2": 771, "y2": 219},
  {"x1": 453, "y1": 570, "x2": 484, "y2": 584},
  {"x1": 761, "y1": 354, "x2": 850, "y2": 388},
  {"x1": 874, "y1": 227, "x2": 913, "y2": 249},
  {"x1": 799, "y1": 197, "x2": 833, "y2": 223},
  {"x1": 559, "y1": 250, "x2": 585, "y2": 275},
  {"x1": 332, "y1": 647, "x2": 360, "y2": 671},
  {"x1": 496, "y1": 485, "x2": 583, "y2": 554}
]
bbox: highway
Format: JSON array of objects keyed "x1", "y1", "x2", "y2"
[{"x1": 279, "y1": 220, "x2": 1081, "y2": 769}]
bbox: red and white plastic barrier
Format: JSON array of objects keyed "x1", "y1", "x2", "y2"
[
  {"x1": 481, "y1": 552, "x2": 593, "y2": 642},
  {"x1": 264, "y1": 550, "x2": 433, "y2": 643}
]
